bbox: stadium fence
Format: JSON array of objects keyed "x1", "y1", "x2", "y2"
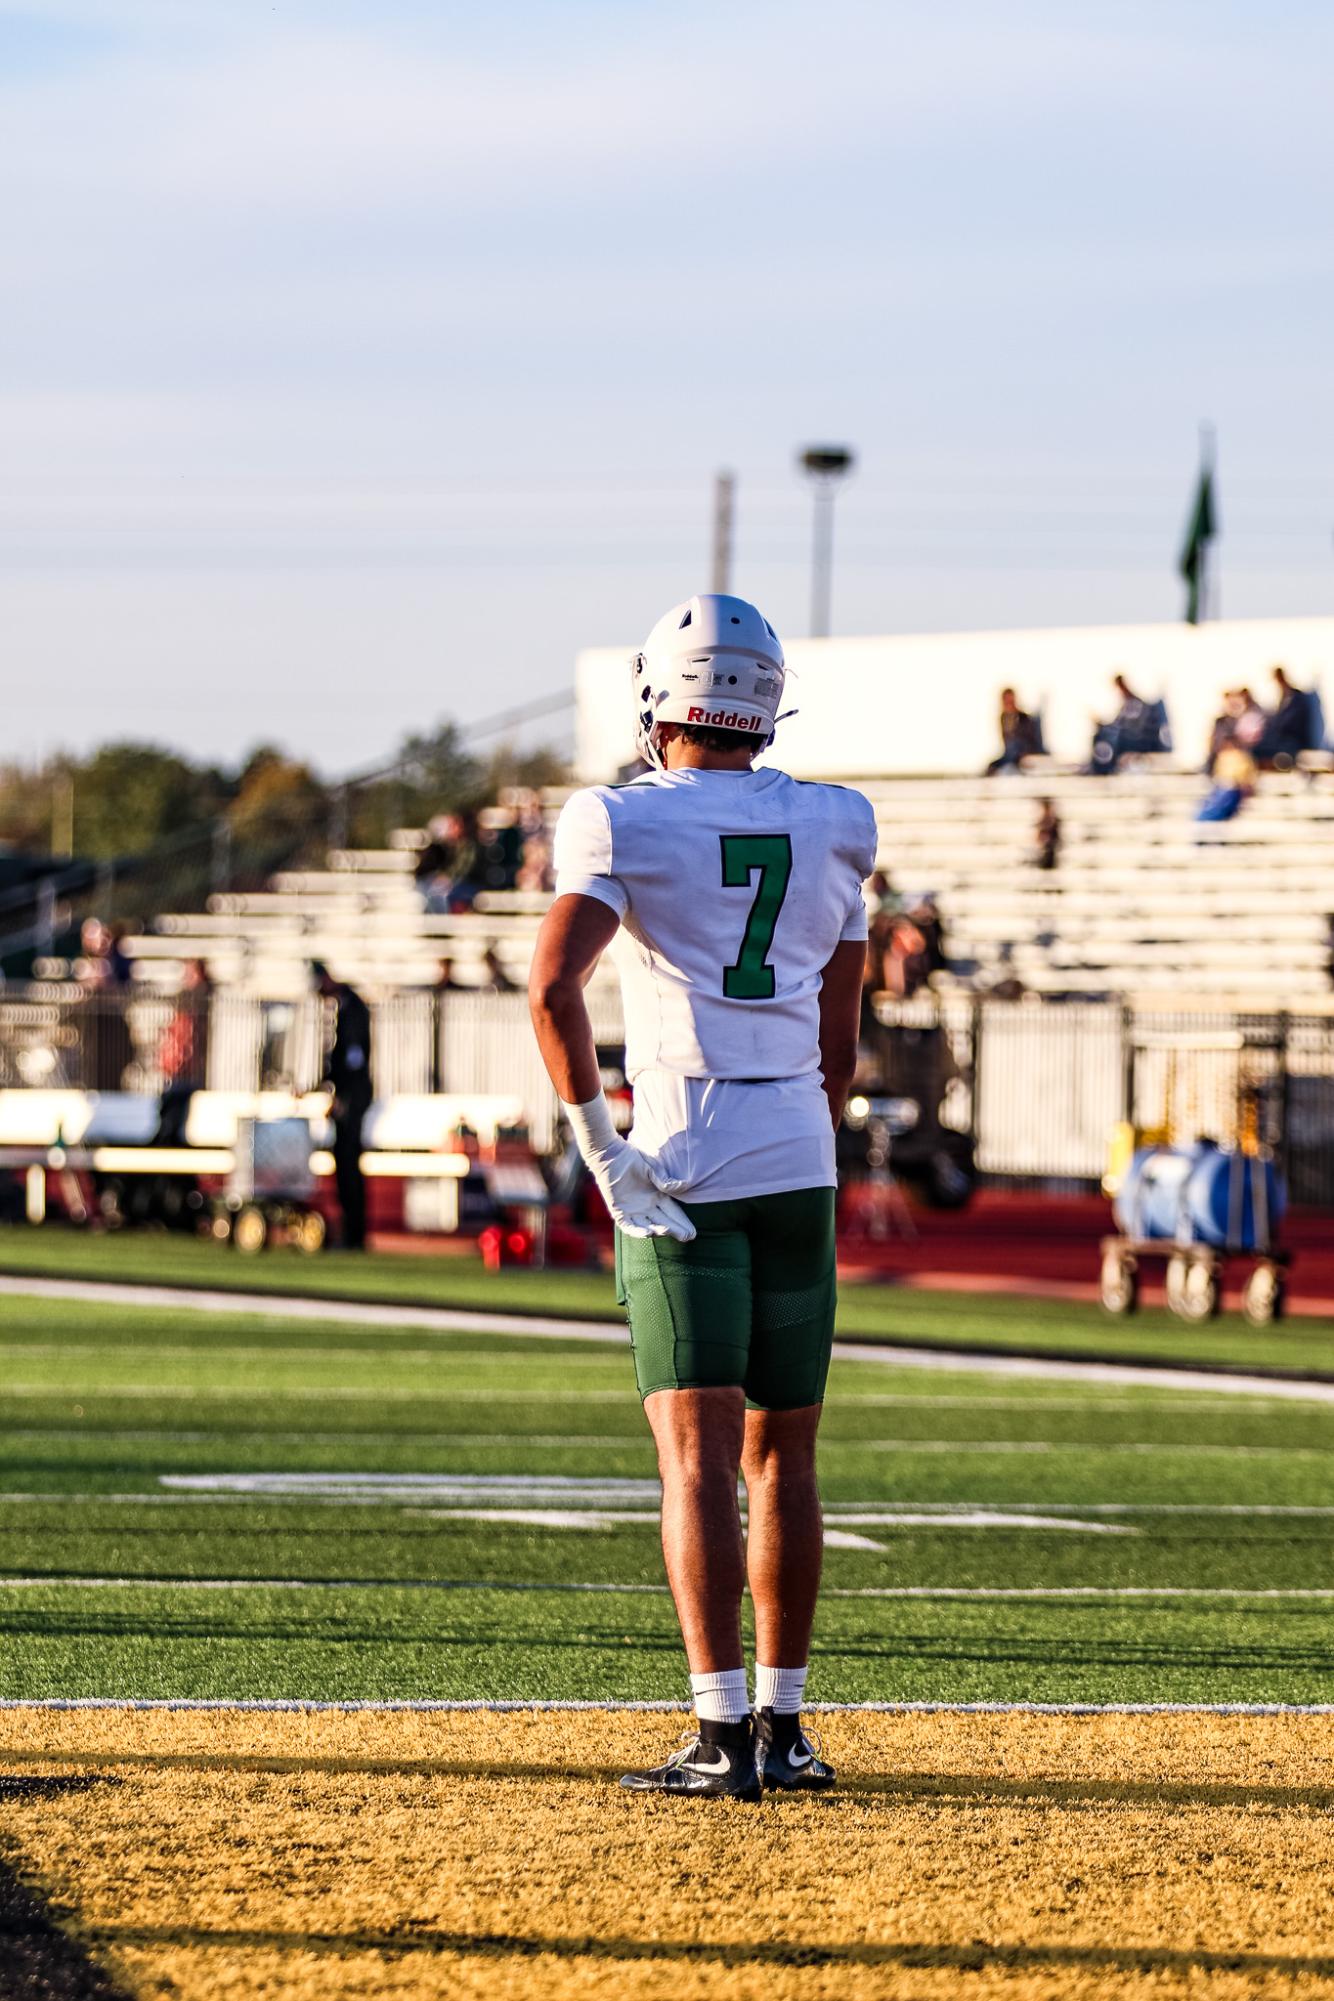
[{"x1": 2, "y1": 985, "x2": 1332, "y2": 1202}]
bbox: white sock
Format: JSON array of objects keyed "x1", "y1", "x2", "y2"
[
  {"x1": 755, "y1": 1664, "x2": 807, "y2": 1714},
  {"x1": 690, "y1": 1668, "x2": 750, "y2": 1725}
]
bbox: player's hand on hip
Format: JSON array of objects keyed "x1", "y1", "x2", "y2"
[
  {"x1": 560, "y1": 1094, "x2": 696, "y2": 1242},
  {"x1": 598, "y1": 1145, "x2": 696, "y2": 1241}
]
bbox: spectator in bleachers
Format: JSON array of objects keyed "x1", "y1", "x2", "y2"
[
  {"x1": 1088, "y1": 673, "x2": 1170, "y2": 775},
  {"x1": 877, "y1": 896, "x2": 949, "y2": 1000},
  {"x1": 911, "y1": 895, "x2": 949, "y2": 986},
  {"x1": 1259, "y1": 665, "x2": 1318, "y2": 768},
  {"x1": 313, "y1": 962, "x2": 373, "y2": 1253},
  {"x1": 155, "y1": 958, "x2": 212, "y2": 1146},
  {"x1": 1196, "y1": 741, "x2": 1257, "y2": 825},
  {"x1": 868, "y1": 869, "x2": 901, "y2": 919},
  {"x1": 985, "y1": 688, "x2": 1043, "y2": 774},
  {"x1": 1034, "y1": 798, "x2": 1061, "y2": 871},
  {"x1": 75, "y1": 917, "x2": 132, "y2": 989},
  {"x1": 480, "y1": 944, "x2": 517, "y2": 993},
  {"x1": 864, "y1": 871, "x2": 902, "y2": 1000},
  {"x1": 75, "y1": 917, "x2": 134, "y2": 1088},
  {"x1": 414, "y1": 811, "x2": 482, "y2": 913},
  {"x1": 516, "y1": 826, "x2": 554, "y2": 893},
  {"x1": 1206, "y1": 688, "x2": 1266, "y2": 773}
]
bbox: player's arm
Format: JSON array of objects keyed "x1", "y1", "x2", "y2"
[
  {"x1": 817, "y1": 938, "x2": 865, "y2": 1131},
  {"x1": 528, "y1": 892, "x2": 620, "y2": 1103},
  {"x1": 529, "y1": 893, "x2": 695, "y2": 1242}
]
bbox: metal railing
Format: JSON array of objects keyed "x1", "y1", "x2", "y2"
[{"x1": 3, "y1": 984, "x2": 1333, "y2": 1203}]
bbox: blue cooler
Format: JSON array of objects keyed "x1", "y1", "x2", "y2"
[{"x1": 1114, "y1": 1142, "x2": 1285, "y2": 1251}]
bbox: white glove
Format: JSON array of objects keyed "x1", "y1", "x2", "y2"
[{"x1": 562, "y1": 1095, "x2": 696, "y2": 1242}]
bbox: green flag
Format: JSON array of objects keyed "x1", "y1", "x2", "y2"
[{"x1": 1178, "y1": 464, "x2": 1217, "y2": 624}]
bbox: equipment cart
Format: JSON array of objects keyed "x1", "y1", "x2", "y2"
[{"x1": 1100, "y1": 1142, "x2": 1289, "y2": 1326}]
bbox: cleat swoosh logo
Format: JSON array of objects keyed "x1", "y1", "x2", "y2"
[
  {"x1": 787, "y1": 1745, "x2": 814, "y2": 1769},
  {"x1": 691, "y1": 1747, "x2": 732, "y2": 1775}
]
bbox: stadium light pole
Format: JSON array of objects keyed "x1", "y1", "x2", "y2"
[
  {"x1": 798, "y1": 445, "x2": 855, "y2": 638},
  {"x1": 711, "y1": 469, "x2": 736, "y2": 594}
]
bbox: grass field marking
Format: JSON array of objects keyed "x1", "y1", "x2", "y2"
[
  {"x1": 844, "y1": 1440, "x2": 1334, "y2": 1456},
  {"x1": 153, "y1": 1472, "x2": 1139, "y2": 1532},
  {"x1": 812, "y1": 1509, "x2": 1137, "y2": 1532},
  {"x1": 4, "y1": 1696, "x2": 1334, "y2": 1713},
  {"x1": 12, "y1": 1270, "x2": 1334, "y2": 1403},
  {"x1": 835, "y1": 1342, "x2": 1334, "y2": 1402},
  {"x1": 0, "y1": 1274, "x2": 625, "y2": 1343},
  {"x1": 8, "y1": 1576, "x2": 1334, "y2": 1599},
  {"x1": 160, "y1": 1471, "x2": 663, "y2": 1497},
  {"x1": 1, "y1": 1382, "x2": 643, "y2": 1403},
  {"x1": 21, "y1": 1387, "x2": 1330, "y2": 1456},
  {"x1": 7, "y1": 1489, "x2": 1334, "y2": 1517},
  {"x1": 829, "y1": 1585, "x2": 1334, "y2": 1599},
  {"x1": 0, "y1": 1574, "x2": 670, "y2": 1593},
  {"x1": 4, "y1": 1358, "x2": 1313, "y2": 1413}
]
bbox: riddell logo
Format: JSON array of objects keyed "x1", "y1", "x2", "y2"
[{"x1": 686, "y1": 706, "x2": 761, "y2": 730}]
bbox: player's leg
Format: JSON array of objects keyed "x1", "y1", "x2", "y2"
[
  {"x1": 615, "y1": 1204, "x2": 760, "y2": 1798},
  {"x1": 644, "y1": 1385, "x2": 746, "y2": 1673},
  {"x1": 741, "y1": 1402, "x2": 824, "y2": 1672},
  {"x1": 741, "y1": 1186, "x2": 838, "y2": 1791}
]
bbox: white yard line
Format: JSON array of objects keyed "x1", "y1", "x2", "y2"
[
  {"x1": 1, "y1": 1697, "x2": 1332, "y2": 1715},
  {"x1": 829, "y1": 1585, "x2": 1334, "y2": 1600},
  {"x1": 1, "y1": 1490, "x2": 1332, "y2": 1518},
  {"x1": 6, "y1": 1272, "x2": 1334, "y2": 1403},
  {"x1": 0, "y1": 1575, "x2": 669, "y2": 1594},
  {"x1": 0, "y1": 1276, "x2": 626, "y2": 1344},
  {"x1": 1, "y1": 1361, "x2": 1315, "y2": 1412},
  {"x1": 2, "y1": 1576, "x2": 1330, "y2": 1600}
]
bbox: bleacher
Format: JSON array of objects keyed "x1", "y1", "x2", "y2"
[{"x1": 118, "y1": 769, "x2": 1334, "y2": 1006}]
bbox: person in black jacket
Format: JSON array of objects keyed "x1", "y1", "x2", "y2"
[{"x1": 312, "y1": 962, "x2": 373, "y2": 1251}]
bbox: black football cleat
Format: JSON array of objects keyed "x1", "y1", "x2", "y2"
[
  {"x1": 753, "y1": 1708, "x2": 836, "y2": 1792},
  {"x1": 620, "y1": 1723, "x2": 762, "y2": 1801}
]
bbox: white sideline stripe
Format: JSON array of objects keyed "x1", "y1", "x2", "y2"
[
  {"x1": 3, "y1": 1577, "x2": 1330, "y2": 1601},
  {"x1": 6, "y1": 1430, "x2": 629, "y2": 1449},
  {"x1": 0, "y1": 1276, "x2": 627, "y2": 1345},
  {"x1": 830, "y1": 1585, "x2": 1334, "y2": 1600},
  {"x1": 0, "y1": 1575, "x2": 668, "y2": 1594},
  {"x1": 0, "y1": 1345, "x2": 622, "y2": 1372},
  {"x1": 1, "y1": 1492, "x2": 1332, "y2": 1518},
  {"x1": 2, "y1": 1698, "x2": 1334, "y2": 1716},
  {"x1": 3, "y1": 1362, "x2": 1313, "y2": 1412},
  {"x1": 6, "y1": 1273, "x2": 1334, "y2": 1404},
  {"x1": 5, "y1": 1395, "x2": 1328, "y2": 1458}
]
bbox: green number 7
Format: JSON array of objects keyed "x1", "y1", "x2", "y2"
[{"x1": 720, "y1": 834, "x2": 793, "y2": 999}]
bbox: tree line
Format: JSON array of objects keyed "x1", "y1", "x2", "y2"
[{"x1": 0, "y1": 723, "x2": 569, "y2": 869}]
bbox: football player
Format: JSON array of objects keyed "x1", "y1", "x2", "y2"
[{"x1": 529, "y1": 593, "x2": 876, "y2": 1798}]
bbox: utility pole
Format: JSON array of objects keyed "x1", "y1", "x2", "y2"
[
  {"x1": 52, "y1": 772, "x2": 74, "y2": 859},
  {"x1": 710, "y1": 470, "x2": 735, "y2": 594},
  {"x1": 1200, "y1": 422, "x2": 1217, "y2": 621},
  {"x1": 797, "y1": 445, "x2": 855, "y2": 637}
]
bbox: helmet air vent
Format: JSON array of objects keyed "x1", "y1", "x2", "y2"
[{"x1": 678, "y1": 610, "x2": 692, "y2": 629}]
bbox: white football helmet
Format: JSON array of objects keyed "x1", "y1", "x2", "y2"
[{"x1": 631, "y1": 593, "x2": 787, "y2": 768}]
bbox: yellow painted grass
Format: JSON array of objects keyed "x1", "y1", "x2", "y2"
[{"x1": 3, "y1": 1710, "x2": 1334, "y2": 1999}]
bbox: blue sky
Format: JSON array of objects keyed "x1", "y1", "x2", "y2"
[{"x1": 3, "y1": 0, "x2": 1333, "y2": 769}]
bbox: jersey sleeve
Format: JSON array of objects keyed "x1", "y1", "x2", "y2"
[
  {"x1": 836, "y1": 791, "x2": 879, "y2": 942},
  {"x1": 552, "y1": 788, "x2": 629, "y2": 920}
]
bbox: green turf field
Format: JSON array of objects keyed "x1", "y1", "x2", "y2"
[
  {"x1": 3, "y1": 1283, "x2": 1333, "y2": 1705},
  {"x1": 5, "y1": 1224, "x2": 1334, "y2": 1373}
]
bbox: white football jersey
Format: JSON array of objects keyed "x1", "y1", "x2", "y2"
[{"x1": 553, "y1": 766, "x2": 877, "y2": 1200}]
